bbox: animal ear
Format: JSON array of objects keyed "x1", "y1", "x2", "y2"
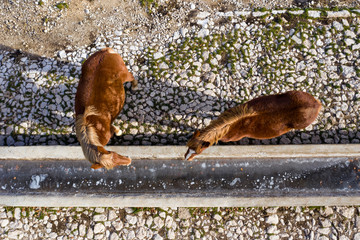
[
  {"x1": 201, "y1": 141, "x2": 210, "y2": 148},
  {"x1": 194, "y1": 130, "x2": 200, "y2": 138}
]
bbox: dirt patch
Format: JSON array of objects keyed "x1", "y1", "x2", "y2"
[
  {"x1": 1, "y1": 0, "x2": 149, "y2": 57},
  {"x1": 1, "y1": 0, "x2": 359, "y2": 57}
]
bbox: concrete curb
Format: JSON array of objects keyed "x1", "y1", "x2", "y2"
[
  {"x1": 1, "y1": 144, "x2": 360, "y2": 160},
  {"x1": 0, "y1": 195, "x2": 359, "y2": 208}
]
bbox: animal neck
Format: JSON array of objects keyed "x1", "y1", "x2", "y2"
[
  {"x1": 197, "y1": 104, "x2": 254, "y2": 145},
  {"x1": 75, "y1": 106, "x2": 103, "y2": 164}
]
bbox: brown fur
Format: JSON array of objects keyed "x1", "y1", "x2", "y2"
[
  {"x1": 197, "y1": 104, "x2": 256, "y2": 146},
  {"x1": 75, "y1": 48, "x2": 137, "y2": 169},
  {"x1": 185, "y1": 91, "x2": 322, "y2": 161}
]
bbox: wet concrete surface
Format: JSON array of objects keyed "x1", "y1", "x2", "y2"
[{"x1": 0, "y1": 157, "x2": 360, "y2": 198}]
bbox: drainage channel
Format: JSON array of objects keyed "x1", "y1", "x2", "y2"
[{"x1": 0, "y1": 145, "x2": 359, "y2": 207}]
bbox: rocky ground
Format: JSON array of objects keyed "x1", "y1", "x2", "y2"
[
  {"x1": 1, "y1": 5, "x2": 360, "y2": 146},
  {"x1": 1, "y1": 0, "x2": 359, "y2": 58},
  {"x1": 1, "y1": 206, "x2": 360, "y2": 240},
  {"x1": 1, "y1": 0, "x2": 360, "y2": 239}
]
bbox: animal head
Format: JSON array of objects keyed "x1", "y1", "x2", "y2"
[
  {"x1": 91, "y1": 150, "x2": 131, "y2": 170},
  {"x1": 184, "y1": 130, "x2": 210, "y2": 161}
]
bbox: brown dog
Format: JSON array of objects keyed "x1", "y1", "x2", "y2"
[
  {"x1": 75, "y1": 48, "x2": 138, "y2": 169},
  {"x1": 185, "y1": 91, "x2": 321, "y2": 161}
]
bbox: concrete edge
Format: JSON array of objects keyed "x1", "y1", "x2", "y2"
[
  {"x1": 0, "y1": 144, "x2": 359, "y2": 161},
  {"x1": 0, "y1": 195, "x2": 359, "y2": 207}
]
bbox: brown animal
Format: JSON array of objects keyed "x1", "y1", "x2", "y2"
[
  {"x1": 185, "y1": 91, "x2": 321, "y2": 161},
  {"x1": 75, "y1": 48, "x2": 138, "y2": 169}
]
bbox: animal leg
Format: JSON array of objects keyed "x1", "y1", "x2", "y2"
[
  {"x1": 131, "y1": 78, "x2": 138, "y2": 91},
  {"x1": 111, "y1": 125, "x2": 122, "y2": 136},
  {"x1": 123, "y1": 72, "x2": 138, "y2": 91}
]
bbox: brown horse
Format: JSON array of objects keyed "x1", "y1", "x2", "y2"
[
  {"x1": 185, "y1": 91, "x2": 322, "y2": 161},
  {"x1": 75, "y1": 48, "x2": 138, "y2": 169}
]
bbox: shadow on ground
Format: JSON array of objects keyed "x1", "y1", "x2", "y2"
[{"x1": 1, "y1": 45, "x2": 359, "y2": 146}]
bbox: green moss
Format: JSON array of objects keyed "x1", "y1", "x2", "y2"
[
  {"x1": 140, "y1": 0, "x2": 158, "y2": 14},
  {"x1": 55, "y1": 2, "x2": 69, "y2": 10}
]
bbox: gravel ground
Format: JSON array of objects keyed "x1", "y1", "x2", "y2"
[
  {"x1": 1, "y1": 0, "x2": 359, "y2": 57},
  {"x1": 1, "y1": 7, "x2": 360, "y2": 146},
  {"x1": 1, "y1": 1, "x2": 360, "y2": 240},
  {"x1": 1, "y1": 206, "x2": 360, "y2": 240}
]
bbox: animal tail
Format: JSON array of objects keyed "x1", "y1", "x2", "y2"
[{"x1": 75, "y1": 107, "x2": 131, "y2": 169}]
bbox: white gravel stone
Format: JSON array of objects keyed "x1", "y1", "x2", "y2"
[
  {"x1": 266, "y1": 215, "x2": 279, "y2": 224},
  {"x1": 126, "y1": 215, "x2": 138, "y2": 225},
  {"x1": 342, "y1": 66, "x2": 355, "y2": 78},
  {"x1": 153, "y1": 52, "x2": 163, "y2": 60},
  {"x1": 93, "y1": 223, "x2": 105, "y2": 234},
  {"x1": 178, "y1": 208, "x2": 191, "y2": 219},
  {"x1": 108, "y1": 210, "x2": 117, "y2": 221},
  {"x1": 168, "y1": 229, "x2": 176, "y2": 239},
  {"x1": 267, "y1": 225, "x2": 278, "y2": 234},
  {"x1": 197, "y1": 19, "x2": 209, "y2": 27},
  {"x1": 269, "y1": 235, "x2": 280, "y2": 240},
  {"x1": 344, "y1": 38, "x2": 355, "y2": 46},
  {"x1": 180, "y1": 28, "x2": 188, "y2": 37},
  {"x1": 127, "y1": 230, "x2": 136, "y2": 239},
  {"x1": 136, "y1": 227, "x2": 147, "y2": 239},
  {"x1": 235, "y1": 11, "x2": 252, "y2": 16},
  {"x1": 93, "y1": 214, "x2": 107, "y2": 222},
  {"x1": 354, "y1": 233, "x2": 360, "y2": 240},
  {"x1": 14, "y1": 208, "x2": 21, "y2": 220},
  {"x1": 114, "y1": 30, "x2": 122, "y2": 36},
  {"x1": 58, "y1": 50, "x2": 67, "y2": 59},
  {"x1": 332, "y1": 21, "x2": 343, "y2": 31},
  {"x1": 79, "y1": 224, "x2": 86, "y2": 236},
  {"x1": 291, "y1": 35, "x2": 302, "y2": 44},
  {"x1": 345, "y1": 30, "x2": 356, "y2": 38},
  {"x1": 196, "y1": 11, "x2": 211, "y2": 19},
  {"x1": 318, "y1": 227, "x2": 330, "y2": 235},
  {"x1": 159, "y1": 62, "x2": 169, "y2": 69},
  {"x1": 153, "y1": 234, "x2": 164, "y2": 240},
  {"x1": 205, "y1": 83, "x2": 215, "y2": 89},
  {"x1": 112, "y1": 221, "x2": 123, "y2": 231},
  {"x1": 308, "y1": 11, "x2": 321, "y2": 18},
  {"x1": 110, "y1": 232, "x2": 119, "y2": 240},
  {"x1": 339, "y1": 207, "x2": 354, "y2": 219},
  {"x1": 87, "y1": 228, "x2": 94, "y2": 239},
  {"x1": 214, "y1": 214, "x2": 222, "y2": 221},
  {"x1": 327, "y1": 10, "x2": 350, "y2": 18},
  {"x1": 49, "y1": 232, "x2": 57, "y2": 238},
  {"x1": 210, "y1": 58, "x2": 218, "y2": 65},
  {"x1": 159, "y1": 212, "x2": 166, "y2": 219},
  {"x1": 204, "y1": 89, "x2": 216, "y2": 97},
  {"x1": 198, "y1": 28, "x2": 210, "y2": 38},
  {"x1": 253, "y1": 11, "x2": 268, "y2": 17},
  {"x1": 0, "y1": 219, "x2": 9, "y2": 227},
  {"x1": 289, "y1": 10, "x2": 304, "y2": 15},
  {"x1": 165, "y1": 216, "x2": 173, "y2": 229},
  {"x1": 352, "y1": 44, "x2": 360, "y2": 50},
  {"x1": 153, "y1": 216, "x2": 164, "y2": 228},
  {"x1": 7, "y1": 230, "x2": 23, "y2": 239}
]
